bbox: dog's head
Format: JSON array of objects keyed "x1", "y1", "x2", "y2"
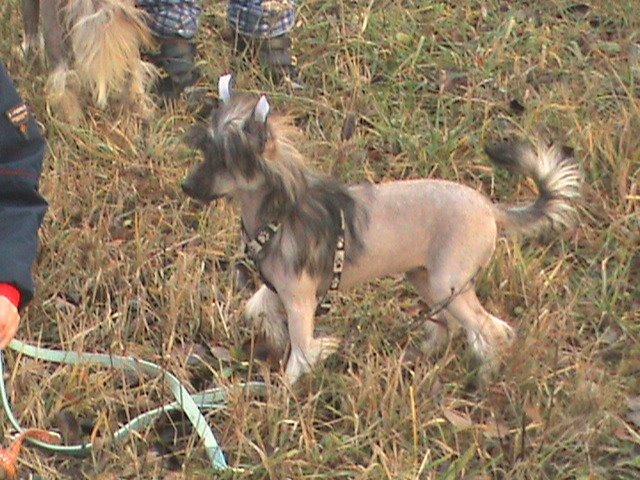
[{"x1": 181, "y1": 75, "x2": 276, "y2": 203}]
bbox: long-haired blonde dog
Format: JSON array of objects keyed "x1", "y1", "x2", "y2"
[
  {"x1": 182, "y1": 76, "x2": 581, "y2": 384},
  {"x1": 21, "y1": 0, "x2": 157, "y2": 121}
]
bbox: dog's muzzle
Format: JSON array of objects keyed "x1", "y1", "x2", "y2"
[{"x1": 181, "y1": 180, "x2": 223, "y2": 203}]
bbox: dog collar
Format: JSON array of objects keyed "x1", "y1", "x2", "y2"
[{"x1": 240, "y1": 210, "x2": 346, "y2": 316}]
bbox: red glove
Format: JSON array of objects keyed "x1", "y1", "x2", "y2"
[
  {"x1": 0, "y1": 284, "x2": 21, "y2": 308},
  {"x1": 0, "y1": 284, "x2": 21, "y2": 349}
]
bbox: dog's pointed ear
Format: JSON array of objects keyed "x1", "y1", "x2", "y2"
[
  {"x1": 184, "y1": 124, "x2": 214, "y2": 151},
  {"x1": 218, "y1": 74, "x2": 233, "y2": 104},
  {"x1": 254, "y1": 95, "x2": 270, "y2": 124},
  {"x1": 243, "y1": 96, "x2": 271, "y2": 152}
]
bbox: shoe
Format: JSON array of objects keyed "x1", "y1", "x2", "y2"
[
  {"x1": 227, "y1": 32, "x2": 304, "y2": 90},
  {"x1": 257, "y1": 34, "x2": 304, "y2": 90},
  {"x1": 149, "y1": 38, "x2": 201, "y2": 100}
]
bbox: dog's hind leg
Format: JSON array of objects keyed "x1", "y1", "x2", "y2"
[
  {"x1": 125, "y1": 62, "x2": 157, "y2": 120},
  {"x1": 443, "y1": 289, "x2": 514, "y2": 368},
  {"x1": 21, "y1": 0, "x2": 43, "y2": 58},
  {"x1": 280, "y1": 275, "x2": 340, "y2": 384},
  {"x1": 405, "y1": 268, "x2": 460, "y2": 355},
  {"x1": 42, "y1": 0, "x2": 83, "y2": 121},
  {"x1": 41, "y1": 0, "x2": 65, "y2": 69}
]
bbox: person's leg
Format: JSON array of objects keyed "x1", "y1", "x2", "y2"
[
  {"x1": 227, "y1": 0, "x2": 302, "y2": 88},
  {"x1": 136, "y1": 0, "x2": 203, "y2": 98}
]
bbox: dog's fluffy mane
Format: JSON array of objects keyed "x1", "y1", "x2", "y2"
[{"x1": 194, "y1": 96, "x2": 368, "y2": 279}]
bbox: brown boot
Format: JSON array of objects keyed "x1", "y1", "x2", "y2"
[
  {"x1": 228, "y1": 32, "x2": 304, "y2": 90},
  {"x1": 149, "y1": 38, "x2": 201, "y2": 100},
  {"x1": 257, "y1": 34, "x2": 303, "y2": 90}
]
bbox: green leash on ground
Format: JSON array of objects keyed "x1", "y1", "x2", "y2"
[{"x1": 0, "y1": 339, "x2": 266, "y2": 471}]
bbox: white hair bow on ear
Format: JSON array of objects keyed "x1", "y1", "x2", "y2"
[
  {"x1": 254, "y1": 95, "x2": 270, "y2": 123},
  {"x1": 218, "y1": 74, "x2": 233, "y2": 103}
]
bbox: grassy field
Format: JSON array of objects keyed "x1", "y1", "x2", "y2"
[{"x1": 1, "y1": 0, "x2": 639, "y2": 478}]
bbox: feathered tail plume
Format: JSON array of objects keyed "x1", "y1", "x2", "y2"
[
  {"x1": 64, "y1": 0, "x2": 157, "y2": 108},
  {"x1": 485, "y1": 140, "x2": 581, "y2": 236}
]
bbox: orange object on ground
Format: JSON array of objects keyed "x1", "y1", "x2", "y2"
[{"x1": 0, "y1": 429, "x2": 60, "y2": 479}]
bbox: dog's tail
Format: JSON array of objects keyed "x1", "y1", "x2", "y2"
[
  {"x1": 485, "y1": 140, "x2": 581, "y2": 236},
  {"x1": 65, "y1": 0, "x2": 156, "y2": 108}
]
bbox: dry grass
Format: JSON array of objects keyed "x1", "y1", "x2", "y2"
[{"x1": 1, "y1": 0, "x2": 639, "y2": 478}]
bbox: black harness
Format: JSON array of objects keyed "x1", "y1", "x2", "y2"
[{"x1": 241, "y1": 210, "x2": 346, "y2": 315}]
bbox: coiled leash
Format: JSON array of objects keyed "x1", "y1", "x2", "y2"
[{"x1": 0, "y1": 339, "x2": 266, "y2": 471}]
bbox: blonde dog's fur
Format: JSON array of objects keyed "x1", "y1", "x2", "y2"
[
  {"x1": 22, "y1": 0, "x2": 156, "y2": 121},
  {"x1": 182, "y1": 87, "x2": 581, "y2": 384}
]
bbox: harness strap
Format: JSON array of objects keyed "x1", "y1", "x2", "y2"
[
  {"x1": 241, "y1": 209, "x2": 347, "y2": 316},
  {"x1": 241, "y1": 222, "x2": 280, "y2": 293},
  {"x1": 315, "y1": 210, "x2": 346, "y2": 315},
  {"x1": 242, "y1": 223, "x2": 280, "y2": 260}
]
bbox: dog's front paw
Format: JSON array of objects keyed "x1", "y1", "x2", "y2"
[
  {"x1": 245, "y1": 285, "x2": 289, "y2": 354},
  {"x1": 311, "y1": 336, "x2": 341, "y2": 362},
  {"x1": 284, "y1": 349, "x2": 308, "y2": 385},
  {"x1": 284, "y1": 336, "x2": 341, "y2": 384}
]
